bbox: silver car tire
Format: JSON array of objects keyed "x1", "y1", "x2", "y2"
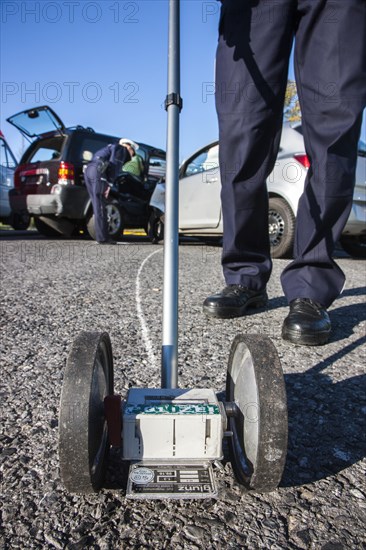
[
  {"x1": 268, "y1": 197, "x2": 295, "y2": 259},
  {"x1": 87, "y1": 200, "x2": 124, "y2": 241}
]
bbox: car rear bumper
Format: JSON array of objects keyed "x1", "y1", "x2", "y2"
[{"x1": 9, "y1": 186, "x2": 90, "y2": 220}]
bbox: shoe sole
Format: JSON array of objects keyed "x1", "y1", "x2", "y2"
[
  {"x1": 203, "y1": 294, "x2": 268, "y2": 319},
  {"x1": 281, "y1": 326, "x2": 330, "y2": 346}
]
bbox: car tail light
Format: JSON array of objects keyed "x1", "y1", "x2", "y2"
[
  {"x1": 294, "y1": 154, "x2": 310, "y2": 169},
  {"x1": 58, "y1": 162, "x2": 75, "y2": 185}
]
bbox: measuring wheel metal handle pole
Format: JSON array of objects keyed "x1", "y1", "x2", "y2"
[{"x1": 161, "y1": 0, "x2": 182, "y2": 389}]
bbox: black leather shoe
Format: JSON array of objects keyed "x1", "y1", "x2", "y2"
[
  {"x1": 282, "y1": 298, "x2": 331, "y2": 346},
  {"x1": 203, "y1": 285, "x2": 268, "y2": 318}
]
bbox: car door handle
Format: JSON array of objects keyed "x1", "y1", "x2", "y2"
[{"x1": 207, "y1": 177, "x2": 218, "y2": 183}]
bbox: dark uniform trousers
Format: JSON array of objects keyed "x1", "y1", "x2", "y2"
[
  {"x1": 84, "y1": 162, "x2": 109, "y2": 242},
  {"x1": 216, "y1": 0, "x2": 366, "y2": 308},
  {"x1": 84, "y1": 143, "x2": 129, "y2": 243}
]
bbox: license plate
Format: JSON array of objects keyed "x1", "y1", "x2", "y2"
[{"x1": 25, "y1": 177, "x2": 40, "y2": 185}]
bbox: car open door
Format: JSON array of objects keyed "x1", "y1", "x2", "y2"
[
  {"x1": 179, "y1": 142, "x2": 221, "y2": 229},
  {"x1": 6, "y1": 106, "x2": 66, "y2": 140}
]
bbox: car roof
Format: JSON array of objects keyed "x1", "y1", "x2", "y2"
[
  {"x1": 181, "y1": 124, "x2": 305, "y2": 165},
  {"x1": 279, "y1": 124, "x2": 305, "y2": 154},
  {"x1": 138, "y1": 143, "x2": 166, "y2": 157}
]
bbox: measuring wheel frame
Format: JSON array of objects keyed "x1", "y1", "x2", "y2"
[
  {"x1": 59, "y1": 331, "x2": 114, "y2": 493},
  {"x1": 58, "y1": 1, "x2": 290, "y2": 499},
  {"x1": 226, "y1": 334, "x2": 288, "y2": 492}
]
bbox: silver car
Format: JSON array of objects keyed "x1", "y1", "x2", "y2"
[
  {"x1": 150, "y1": 124, "x2": 366, "y2": 258},
  {"x1": 0, "y1": 132, "x2": 17, "y2": 223},
  {"x1": 0, "y1": 132, "x2": 31, "y2": 230}
]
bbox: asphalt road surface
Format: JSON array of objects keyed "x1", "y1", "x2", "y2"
[{"x1": 1, "y1": 231, "x2": 365, "y2": 549}]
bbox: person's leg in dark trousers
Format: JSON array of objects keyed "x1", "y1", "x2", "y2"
[
  {"x1": 84, "y1": 163, "x2": 109, "y2": 243},
  {"x1": 281, "y1": 0, "x2": 366, "y2": 309},
  {"x1": 203, "y1": 0, "x2": 296, "y2": 318}
]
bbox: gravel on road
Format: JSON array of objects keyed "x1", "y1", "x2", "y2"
[{"x1": 1, "y1": 234, "x2": 365, "y2": 549}]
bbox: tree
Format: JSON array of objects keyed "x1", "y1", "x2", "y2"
[{"x1": 284, "y1": 80, "x2": 301, "y2": 122}]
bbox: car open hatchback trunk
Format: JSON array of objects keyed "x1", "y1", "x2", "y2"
[{"x1": 7, "y1": 106, "x2": 66, "y2": 139}]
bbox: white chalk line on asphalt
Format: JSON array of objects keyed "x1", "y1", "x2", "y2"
[{"x1": 135, "y1": 248, "x2": 163, "y2": 372}]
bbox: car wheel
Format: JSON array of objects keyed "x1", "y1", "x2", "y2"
[
  {"x1": 268, "y1": 197, "x2": 295, "y2": 259},
  {"x1": 9, "y1": 212, "x2": 31, "y2": 231},
  {"x1": 106, "y1": 200, "x2": 124, "y2": 239},
  {"x1": 87, "y1": 200, "x2": 124, "y2": 241},
  {"x1": 147, "y1": 210, "x2": 164, "y2": 244},
  {"x1": 340, "y1": 236, "x2": 366, "y2": 259}
]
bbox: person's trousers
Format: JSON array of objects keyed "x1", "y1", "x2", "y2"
[
  {"x1": 216, "y1": 0, "x2": 366, "y2": 307},
  {"x1": 84, "y1": 162, "x2": 109, "y2": 242}
]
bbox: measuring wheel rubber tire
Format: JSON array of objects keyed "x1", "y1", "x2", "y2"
[
  {"x1": 226, "y1": 334, "x2": 288, "y2": 492},
  {"x1": 59, "y1": 332, "x2": 114, "y2": 493}
]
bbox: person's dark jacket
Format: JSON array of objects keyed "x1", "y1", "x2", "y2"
[{"x1": 91, "y1": 143, "x2": 131, "y2": 183}]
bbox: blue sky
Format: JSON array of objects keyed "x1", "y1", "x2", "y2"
[
  {"x1": 1, "y1": 1, "x2": 363, "y2": 162},
  {"x1": 1, "y1": 0, "x2": 224, "y2": 160}
]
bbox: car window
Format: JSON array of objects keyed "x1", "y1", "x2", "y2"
[
  {"x1": 184, "y1": 144, "x2": 219, "y2": 177},
  {"x1": 24, "y1": 136, "x2": 64, "y2": 163},
  {"x1": 137, "y1": 148, "x2": 147, "y2": 164},
  {"x1": 149, "y1": 156, "x2": 166, "y2": 179},
  {"x1": 7, "y1": 107, "x2": 64, "y2": 138},
  {"x1": 0, "y1": 137, "x2": 17, "y2": 168},
  {"x1": 30, "y1": 147, "x2": 61, "y2": 162},
  {"x1": 76, "y1": 137, "x2": 117, "y2": 160}
]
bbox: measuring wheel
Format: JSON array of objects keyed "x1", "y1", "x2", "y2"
[
  {"x1": 226, "y1": 334, "x2": 288, "y2": 492},
  {"x1": 59, "y1": 332, "x2": 114, "y2": 493}
]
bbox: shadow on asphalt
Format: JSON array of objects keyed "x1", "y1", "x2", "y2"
[
  {"x1": 282, "y1": 333, "x2": 366, "y2": 488},
  {"x1": 330, "y1": 301, "x2": 366, "y2": 342},
  {"x1": 104, "y1": 333, "x2": 366, "y2": 494},
  {"x1": 105, "y1": 316, "x2": 366, "y2": 492},
  {"x1": 340, "y1": 286, "x2": 366, "y2": 299},
  {"x1": 263, "y1": 288, "x2": 366, "y2": 317}
]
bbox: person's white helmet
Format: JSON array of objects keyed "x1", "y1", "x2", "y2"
[{"x1": 119, "y1": 138, "x2": 139, "y2": 152}]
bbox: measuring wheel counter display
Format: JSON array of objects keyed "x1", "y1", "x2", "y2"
[{"x1": 122, "y1": 388, "x2": 226, "y2": 462}]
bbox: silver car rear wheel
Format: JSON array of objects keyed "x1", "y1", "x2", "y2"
[{"x1": 268, "y1": 197, "x2": 295, "y2": 259}]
